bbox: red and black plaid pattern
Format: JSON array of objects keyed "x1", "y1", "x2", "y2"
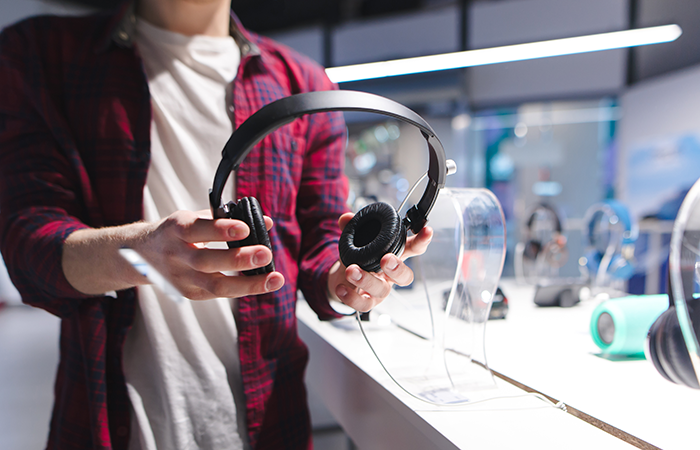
[{"x1": 0, "y1": 4, "x2": 348, "y2": 449}]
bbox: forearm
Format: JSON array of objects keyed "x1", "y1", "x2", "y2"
[
  {"x1": 62, "y1": 222, "x2": 152, "y2": 295},
  {"x1": 62, "y1": 210, "x2": 283, "y2": 301}
]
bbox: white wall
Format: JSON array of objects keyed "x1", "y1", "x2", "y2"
[
  {"x1": 617, "y1": 63, "x2": 700, "y2": 218},
  {"x1": 619, "y1": 64, "x2": 700, "y2": 150}
]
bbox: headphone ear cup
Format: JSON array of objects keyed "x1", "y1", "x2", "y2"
[
  {"x1": 647, "y1": 308, "x2": 699, "y2": 389},
  {"x1": 523, "y1": 240, "x2": 541, "y2": 261},
  {"x1": 338, "y1": 202, "x2": 407, "y2": 273},
  {"x1": 225, "y1": 196, "x2": 275, "y2": 276},
  {"x1": 585, "y1": 250, "x2": 602, "y2": 276},
  {"x1": 608, "y1": 255, "x2": 635, "y2": 280}
]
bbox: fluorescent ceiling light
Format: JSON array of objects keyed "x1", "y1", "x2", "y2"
[{"x1": 325, "y1": 24, "x2": 682, "y2": 83}]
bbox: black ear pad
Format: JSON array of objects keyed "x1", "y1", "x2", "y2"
[
  {"x1": 224, "y1": 196, "x2": 275, "y2": 276},
  {"x1": 647, "y1": 308, "x2": 699, "y2": 389},
  {"x1": 338, "y1": 202, "x2": 407, "y2": 273},
  {"x1": 523, "y1": 240, "x2": 542, "y2": 261}
]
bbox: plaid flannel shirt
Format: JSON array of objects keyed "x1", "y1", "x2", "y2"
[{"x1": 0, "y1": 3, "x2": 348, "y2": 449}]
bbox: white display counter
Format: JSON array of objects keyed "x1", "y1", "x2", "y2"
[
  {"x1": 485, "y1": 280, "x2": 700, "y2": 450},
  {"x1": 297, "y1": 278, "x2": 678, "y2": 450}
]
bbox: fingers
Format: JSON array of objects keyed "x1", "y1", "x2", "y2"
[
  {"x1": 182, "y1": 244, "x2": 273, "y2": 274},
  {"x1": 379, "y1": 254, "x2": 414, "y2": 286},
  {"x1": 334, "y1": 256, "x2": 414, "y2": 312},
  {"x1": 334, "y1": 282, "x2": 375, "y2": 313},
  {"x1": 195, "y1": 208, "x2": 274, "y2": 232},
  {"x1": 338, "y1": 212, "x2": 354, "y2": 231},
  {"x1": 182, "y1": 271, "x2": 285, "y2": 300},
  {"x1": 141, "y1": 244, "x2": 282, "y2": 301},
  {"x1": 133, "y1": 210, "x2": 282, "y2": 301},
  {"x1": 346, "y1": 264, "x2": 392, "y2": 299},
  {"x1": 331, "y1": 217, "x2": 430, "y2": 313},
  {"x1": 161, "y1": 210, "x2": 275, "y2": 245},
  {"x1": 160, "y1": 211, "x2": 249, "y2": 244},
  {"x1": 155, "y1": 210, "x2": 276, "y2": 274},
  {"x1": 401, "y1": 226, "x2": 433, "y2": 259}
]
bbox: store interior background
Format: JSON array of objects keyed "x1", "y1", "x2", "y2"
[{"x1": 2, "y1": 0, "x2": 700, "y2": 449}]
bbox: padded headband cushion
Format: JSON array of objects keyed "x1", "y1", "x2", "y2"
[
  {"x1": 225, "y1": 196, "x2": 275, "y2": 276},
  {"x1": 338, "y1": 202, "x2": 407, "y2": 273}
]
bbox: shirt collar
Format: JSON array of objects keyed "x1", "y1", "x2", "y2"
[{"x1": 94, "y1": 0, "x2": 260, "y2": 57}]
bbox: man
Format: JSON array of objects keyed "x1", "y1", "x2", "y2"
[{"x1": 0, "y1": 0, "x2": 431, "y2": 449}]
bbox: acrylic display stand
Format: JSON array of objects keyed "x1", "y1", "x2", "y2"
[{"x1": 357, "y1": 188, "x2": 506, "y2": 404}]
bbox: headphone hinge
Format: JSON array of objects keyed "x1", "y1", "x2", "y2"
[{"x1": 405, "y1": 206, "x2": 426, "y2": 235}]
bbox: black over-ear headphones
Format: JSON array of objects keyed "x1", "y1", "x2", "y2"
[
  {"x1": 209, "y1": 90, "x2": 450, "y2": 275},
  {"x1": 646, "y1": 260, "x2": 700, "y2": 389},
  {"x1": 645, "y1": 178, "x2": 700, "y2": 389},
  {"x1": 645, "y1": 266, "x2": 700, "y2": 389}
]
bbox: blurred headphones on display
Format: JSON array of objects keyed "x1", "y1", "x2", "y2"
[
  {"x1": 521, "y1": 203, "x2": 568, "y2": 268},
  {"x1": 209, "y1": 90, "x2": 453, "y2": 275},
  {"x1": 581, "y1": 199, "x2": 637, "y2": 281}
]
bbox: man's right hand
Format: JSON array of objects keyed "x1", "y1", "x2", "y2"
[{"x1": 62, "y1": 209, "x2": 285, "y2": 299}]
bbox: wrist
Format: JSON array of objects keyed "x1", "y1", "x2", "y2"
[{"x1": 62, "y1": 221, "x2": 154, "y2": 295}]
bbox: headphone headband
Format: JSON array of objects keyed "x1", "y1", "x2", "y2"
[
  {"x1": 585, "y1": 200, "x2": 636, "y2": 247},
  {"x1": 525, "y1": 203, "x2": 563, "y2": 234},
  {"x1": 209, "y1": 90, "x2": 448, "y2": 233}
]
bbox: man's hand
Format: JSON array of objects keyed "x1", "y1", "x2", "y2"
[
  {"x1": 327, "y1": 212, "x2": 433, "y2": 313},
  {"x1": 62, "y1": 210, "x2": 285, "y2": 299}
]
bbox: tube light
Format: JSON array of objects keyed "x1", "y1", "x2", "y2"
[{"x1": 325, "y1": 24, "x2": 682, "y2": 83}]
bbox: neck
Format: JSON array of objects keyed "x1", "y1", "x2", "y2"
[{"x1": 136, "y1": 0, "x2": 232, "y2": 37}]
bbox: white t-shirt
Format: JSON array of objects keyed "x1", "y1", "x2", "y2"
[{"x1": 123, "y1": 19, "x2": 247, "y2": 450}]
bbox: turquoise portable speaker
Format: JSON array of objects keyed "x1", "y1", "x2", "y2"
[{"x1": 590, "y1": 294, "x2": 669, "y2": 357}]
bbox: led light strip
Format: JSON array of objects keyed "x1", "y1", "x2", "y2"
[{"x1": 325, "y1": 24, "x2": 682, "y2": 83}]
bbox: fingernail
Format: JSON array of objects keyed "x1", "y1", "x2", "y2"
[
  {"x1": 266, "y1": 277, "x2": 283, "y2": 291},
  {"x1": 387, "y1": 256, "x2": 399, "y2": 271},
  {"x1": 348, "y1": 267, "x2": 362, "y2": 282},
  {"x1": 253, "y1": 250, "x2": 269, "y2": 266},
  {"x1": 337, "y1": 285, "x2": 348, "y2": 299},
  {"x1": 229, "y1": 225, "x2": 245, "y2": 239}
]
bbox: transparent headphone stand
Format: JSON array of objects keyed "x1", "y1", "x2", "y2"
[{"x1": 356, "y1": 187, "x2": 507, "y2": 405}]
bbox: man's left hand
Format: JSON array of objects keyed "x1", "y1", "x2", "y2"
[{"x1": 327, "y1": 212, "x2": 433, "y2": 313}]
